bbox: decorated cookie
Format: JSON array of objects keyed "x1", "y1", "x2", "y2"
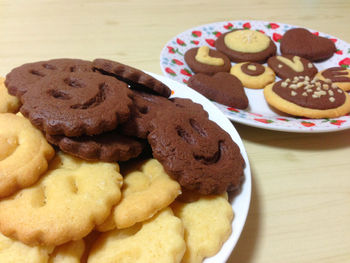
[
  {"x1": 267, "y1": 55, "x2": 318, "y2": 79},
  {"x1": 172, "y1": 193, "x2": 233, "y2": 263},
  {"x1": 20, "y1": 71, "x2": 133, "y2": 137},
  {"x1": 49, "y1": 239, "x2": 85, "y2": 263},
  {"x1": 215, "y1": 29, "x2": 277, "y2": 63},
  {"x1": 46, "y1": 130, "x2": 144, "y2": 162},
  {"x1": 264, "y1": 76, "x2": 350, "y2": 118},
  {"x1": 148, "y1": 102, "x2": 245, "y2": 195},
  {"x1": 0, "y1": 113, "x2": 55, "y2": 198},
  {"x1": 0, "y1": 77, "x2": 20, "y2": 113},
  {"x1": 187, "y1": 72, "x2": 248, "y2": 109},
  {"x1": 280, "y1": 28, "x2": 336, "y2": 62},
  {"x1": 316, "y1": 67, "x2": 350, "y2": 91},
  {"x1": 5, "y1": 58, "x2": 94, "y2": 98},
  {"x1": 184, "y1": 46, "x2": 231, "y2": 75},
  {"x1": 230, "y1": 62, "x2": 275, "y2": 89},
  {"x1": 98, "y1": 159, "x2": 181, "y2": 231},
  {"x1": 93, "y1": 58, "x2": 171, "y2": 98},
  {"x1": 0, "y1": 152, "x2": 123, "y2": 246},
  {"x1": 88, "y1": 208, "x2": 186, "y2": 263}
]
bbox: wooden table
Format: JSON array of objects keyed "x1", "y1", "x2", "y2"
[{"x1": 1, "y1": 1, "x2": 350, "y2": 262}]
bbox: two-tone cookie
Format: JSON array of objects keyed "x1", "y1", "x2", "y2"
[{"x1": 316, "y1": 67, "x2": 350, "y2": 91}]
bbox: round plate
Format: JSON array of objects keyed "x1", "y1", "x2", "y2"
[
  {"x1": 160, "y1": 20, "x2": 350, "y2": 133},
  {"x1": 148, "y1": 72, "x2": 251, "y2": 263}
]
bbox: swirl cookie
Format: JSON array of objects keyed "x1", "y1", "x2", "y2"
[
  {"x1": 0, "y1": 77, "x2": 20, "y2": 113},
  {"x1": 93, "y1": 58, "x2": 171, "y2": 98},
  {"x1": 98, "y1": 159, "x2": 181, "y2": 231},
  {"x1": 215, "y1": 29, "x2": 277, "y2": 63},
  {"x1": 20, "y1": 71, "x2": 133, "y2": 137},
  {"x1": 0, "y1": 152, "x2": 123, "y2": 246},
  {"x1": 280, "y1": 28, "x2": 336, "y2": 62},
  {"x1": 264, "y1": 76, "x2": 350, "y2": 118},
  {"x1": 267, "y1": 55, "x2": 318, "y2": 79},
  {"x1": 184, "y1": 46, "x2": 231, "y2": 75},
  {"x1": 5, "y1": 58, "x2": 93, "y2": 98},
  {"x1": 88, "y1": 208, "x2": 186, "y2": 263},
  {"x1": 187, "y1": 72, "x2": 248, "y2": 109},
  {"x1": 0, "y1": 113, "x2": 55, "y2": 198},
  {"x1": 230, "y1": 62, "x2": 275, "y2": 89},
  {"x1": 315, "y1": 67, "x2": 350, "y2": 91}
]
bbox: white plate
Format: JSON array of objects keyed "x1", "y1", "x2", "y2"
[
  {"x1": 160, "y1": 20, "x2": 350, "y2": 133},
  {"x1": 148, "y1": 72, "x2": 251, "y2": 263}
]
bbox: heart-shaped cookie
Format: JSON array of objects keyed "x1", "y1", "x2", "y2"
[
  {"x1": 187, "y1": 72, "x2": 248, "y2": 109},
  {"x1": 280, "y1": 28, "x2": 336, "y2": 62}
]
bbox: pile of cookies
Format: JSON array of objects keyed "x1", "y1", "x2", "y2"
[
  {"x1": 184, "y1": 27, "x2": 350, "y2": 118},
  {"x1": 0, "y1": 58, "x2": 245, "y2": 262}
]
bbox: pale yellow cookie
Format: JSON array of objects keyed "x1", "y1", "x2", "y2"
[
  {"x1": 0, "y1": 77, "x2": 20, "y2": 113},
  {"x1": 0, "y1": 152, "x2": 123, "y2": 246},
  {"x1": 98, "y1": 159, "x2": 181, "y2": 231},
  {"x1": 0, "y1": 113, "x2": 55, "y2": 198},
  {"x1": 230, "y1": 62, "x2": 275, "y2": 89},
  {"x1": 49, "y1": 240, "x2": 85, "y2": 263},
  {"x1": 87, "y1": 208, "x2": 186, "y2": 263},
  {"x1": 0, "y1": 231, "x2": 53, "y2": 263},
  {"x1": 316, "y1": 67, "x2": 350, "y2": 91},
  {"x1": 172, "y1": 193, "x2": 233, "y2": 263}
]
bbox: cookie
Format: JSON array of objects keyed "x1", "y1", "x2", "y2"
[
  {"x1": 230, "y1": 62, "x2": 275, "y2": 89},
  {"x1": 215, "y1": 29, "x2": 277, "y2": 63},
  {"x1": 264, "y1": 76, "x2": 350, "y2": 118},
  {"x1": 46, "y1": 130, "x2": 144, "y2": 162},
  {"x1": 280, "y1": 28, "x2": 336, "y2": 62},
  {"x1": 267, "y1": 55, "x2": 318, "y2": 79},
  {"x1": 172, "y1": 193, "x2": 233, "y2": 263},
  {"x1": 20, "y1": 71, "x2": 133, "y2": 136},
  {"x1": 0, "y1": 113, "x2": 55, "y2": 198},
  {"x1": 87, "y1": 208, "x2": 186, "y2": 263},
  {"x1": 147, "y1": 103, "x2": 245, "y2": 195},
  {"x1": 0, "y1": 77, "x2": 20, "y2": 113},
  {"x1": 316, "y1": 67, "x2": 350, "y2": 91},
  {"x1": 0, "y1": 152, "x2": 123, "y2": 246},
  {"x1": 49, "y1": 239, "x2": 85, "y2": 263},
  {"x1": 93, "y1": 58, "x2": 171, "y2": 97},
  {"x1": 187, "y1": 72, "x2": 248, "y2": 109},
  {"x1": 5, "y1": 58, "x2": 93, "y2": 98},
  {"x1": 184, "y1": 46, "x2": 231, "y2": 75},
  {"x1": 98, "y1": 159, "x2": 181, "y2": 231}
]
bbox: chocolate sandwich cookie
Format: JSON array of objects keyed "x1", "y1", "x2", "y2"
[
  {"x1": 147, "y1": 100, "x2": 245, "y2": 195},
  {"x1": 46, "y1": 130, "x2": 144, "y2": 162},
  {"x1": 264, "y1": 76, "x2": 350, "y2": 118},
  {"x1": 280, "y1": 28, "x2": 336, "y2": 62},
  {"x1": 93, "y1": 58, "x2": 171, "y2": 98},
  {"x1": 267, "y1": 55, "x2": 318, "y2": 79},
  {"x1": 184, "y1": 46, "x2": 231, "y2": 75},
  {"x1": 20, "y1": 71, "x2": 133, "y2": 137},
  {"x1": 316, "y1": 67, "x2": 350, "y2": 91},
  {"x1": 187, "y1": 72, "x2": 248, "y2": 109},
  {"x1": 215, "y1": 29, "x2": 277, "y2": 63},
  {"x1": 5, "y1": 58, "x2": 94, "y2": 98}
]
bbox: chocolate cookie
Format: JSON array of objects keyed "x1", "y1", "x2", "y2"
[
  {"x1": 5, "y1": 58, "x2": 94, "y2": 98},
  {"x1": 280, "y1": 28, "x2": 336, "y2": 62},
  {"x1": 264, "y1": 76, "x2": 350, "y2": 118},
  {"x1": 187, "y1": 72, "x2": 248, "y2": 109},
  {"x1": 184, "y1": 46, "x2": 231, "y2": 75},
  {"x1": 316, "y1": 67, "x2": 350, "y2": 91},
  {"x1": 46, "y1": 130, "x2": 144, "y2": 162},
  {"x1": 20, "y1": 71, "x2": 133, "y2": 137},
  {"x1": 93, "y1": 58, "x2": 171, "y2": 98},
  {"x1": 147, "y1": 102, "x2": 245, "y2": 195},
  {"x1": 215, "y1": 29, "x2": 277, "y2": 63},
  {"x1": 267, "y1": 55, "x2": 318, "y2": 79}
]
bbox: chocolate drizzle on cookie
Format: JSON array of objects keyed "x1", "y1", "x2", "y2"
[
  {"x1": 241, "y1": 62, "x2": 265, "y2": 76},
  {"x1": 321, "y1": 67, "x2": 350, "y2": 83}
]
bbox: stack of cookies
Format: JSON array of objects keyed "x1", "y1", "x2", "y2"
[
  {"x1": 0, "y1": 58, "x2": 245, "y2": 262},
  {"x1": 184, "y1": 27, "x2": 350, "y2": 118}
]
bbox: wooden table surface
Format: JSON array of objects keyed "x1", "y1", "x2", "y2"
[{"x1": 1, "y1": 1, "x2": 350, "y2": 262}]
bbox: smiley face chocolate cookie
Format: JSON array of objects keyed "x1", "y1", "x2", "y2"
[
  {"x1": 315, "y1": 67, "x2": 350, "y2": 91},
  {"x1": 215, "y1": 29, "x2": 277, "y2": 63},
  {"x1": 264, "y1": 76, "x2": 350, "y2": 118}
]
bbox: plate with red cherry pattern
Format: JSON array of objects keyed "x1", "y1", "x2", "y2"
[{"x1": 160, "y1": 20, "x2": 350, "y2": 133}]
